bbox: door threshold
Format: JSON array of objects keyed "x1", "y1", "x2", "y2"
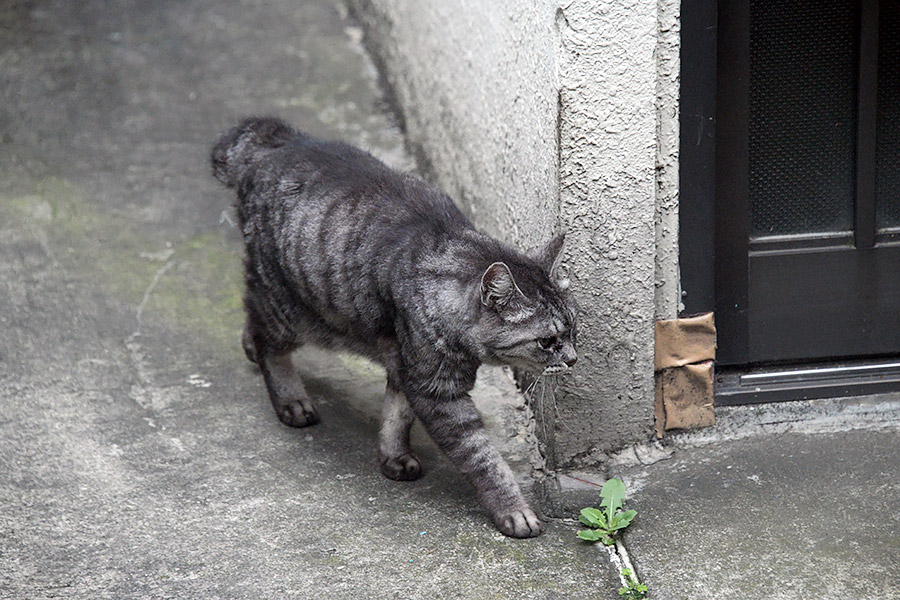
[{"x1": 716, "y1": 358, "x2": 900, "y2": 406}]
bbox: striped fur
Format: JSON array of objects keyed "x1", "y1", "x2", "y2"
[{"x1": 211, "y1": 118, "x2": 577, "y2": 538}]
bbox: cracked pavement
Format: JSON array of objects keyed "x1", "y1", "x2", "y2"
[{"x1": 0, "y1": 1, "x2": 620, "y2": 598}]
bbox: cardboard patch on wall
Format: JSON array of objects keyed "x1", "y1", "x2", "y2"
[
  {"x1": 655, "y1": 361, "x2": 715, "y2": 437},
  {"x1": 654, "y1": 312, "x2": 716, "y2": 370},
  {"x1": 654, "y1": 313, "x2": 716, "y2": 437}
]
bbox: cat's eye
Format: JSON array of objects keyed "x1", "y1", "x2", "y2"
[{"x1": 537, "y1": 336, "x2": 557, "y2": 350}]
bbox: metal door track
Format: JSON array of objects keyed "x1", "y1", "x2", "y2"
[{"x1": 716, "y1": 359, "x2": 900, "y2": 405}]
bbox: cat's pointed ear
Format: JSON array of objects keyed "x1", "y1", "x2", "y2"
[
  {"x1": 480, "y1": 262, "x2": 521, "y2": 310},
  {"x1": 530, "y1": 233, "x2": 566, "y2": 280}
]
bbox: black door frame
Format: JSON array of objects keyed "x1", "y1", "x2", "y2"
[{"x1": 679, "y1": 0, "x2": 900, "y2": 405}]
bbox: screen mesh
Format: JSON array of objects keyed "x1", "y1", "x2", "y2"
[
  {"x1": 877, "y1": 0, "x2": 900, "y2": 230},
  {"x1": 749, "y1": 0, "x2": 858, "y2": 237}
]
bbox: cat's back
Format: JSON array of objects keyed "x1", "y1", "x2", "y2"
[
  {"x1": 283, "y1": 134, "x2": 394, "y2": 191},
  {"x1": 213, "y1": 117, "x2": 469, "y2": 233},
  {"x1": 214, "y1": 118, "x2": 474, "y2": 342},
  {"x1": 278, "y1": 133, "x2": 474, "y2": 289},
  {"x1": 281, "y1": 135, "x2": 470, "y2": 237}
]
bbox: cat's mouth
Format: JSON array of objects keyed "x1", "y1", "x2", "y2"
[{"x1": 541, "y1": 363, "x2": 570, "y2": 376}]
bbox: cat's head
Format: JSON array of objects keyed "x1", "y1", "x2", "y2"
[{"x1": 474, "y1": 234, "x2": 577, "y2": 376}]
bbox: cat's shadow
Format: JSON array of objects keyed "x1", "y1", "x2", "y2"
[{"x1": 245, "y1": 347, "x2": 477, "y2": 511}]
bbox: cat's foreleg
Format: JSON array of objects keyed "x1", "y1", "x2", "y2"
[
  {"x1": 257, "y1": 350, "x2": 320, "y2": 428},
  {"x1": 378, "y1": 385, "x2": 424, "y2": 481},
  {"x1": 411, "y1": 394, "x2": 542, "y2": 538}
]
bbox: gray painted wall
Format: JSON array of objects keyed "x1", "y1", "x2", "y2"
[{"x1": 350, "y1": 0, "x2": 680, "y2": 469}]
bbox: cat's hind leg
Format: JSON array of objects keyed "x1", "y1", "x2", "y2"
[
  {"x1": 255, "y1": 345, "x2": 320, "y2": 428},
  {"x1": 243, "y1": 305, "x2": 319, "y2": 427},
  {"x1": 378, "y1": 384, "x2": 423, "y2": 481},
  {"x1": 242, "y1": 319, "x2": 259, "y2": 364}
]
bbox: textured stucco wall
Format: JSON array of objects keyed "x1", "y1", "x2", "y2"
[
  {"x1": 350, "y1": 0, "x2": 680, "y2": 467},
  {"x1": 554, "y1": 0, "x2": 663, "y2": 466},
  {"x1": 656, "y1": 0, "x2": 681, "y2": 321},
  {"x1": 349, "y1": 0, "x2": 560, "y2": 248}
]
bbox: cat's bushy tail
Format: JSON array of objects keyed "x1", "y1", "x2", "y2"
[{"x1": 210, "y1": 117, "x2": 296, "y2": 188}]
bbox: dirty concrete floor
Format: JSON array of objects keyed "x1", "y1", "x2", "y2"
[
  {"x1": 612, "y1": 400, "x2": 900, "y2": 600},
  {"x1": 0, "y1": 1, "x2": 620, "y2": 598},
  {"x1": 6, "y1": 2, "x2": 900, "y2": 600}
]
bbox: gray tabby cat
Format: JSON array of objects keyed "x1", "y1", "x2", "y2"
[{"x1": 211, "y1": 117, "x2": 577, "y2": 538}]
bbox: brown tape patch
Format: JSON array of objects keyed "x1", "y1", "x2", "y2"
[
  {"x1": 654, "y1": 313, "x2": 717, "y2": 436},
  {"x1": 658, "y1": 361, "x2": 715, "y2": 431},
  {"x1": 654, "y1": 312, "x2": 716, "y2": 371}
]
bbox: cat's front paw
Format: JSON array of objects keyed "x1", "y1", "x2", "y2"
[
  {"x1": 493, "y1": 507, "x2": 543, "y2": 538},
  {"x1": 379, "y1": 452, "x2": 424, "y2": 481}
]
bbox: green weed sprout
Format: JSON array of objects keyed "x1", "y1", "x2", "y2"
[
  {"x1": 577, "y1": 479, "x2": 647, "y2": 597},
  {"x1": 618, "y1": 568, "x2": 648, "y2": 600},
  {"x1": 576, "y1": 477, "x2": 637, "y2": 545}
]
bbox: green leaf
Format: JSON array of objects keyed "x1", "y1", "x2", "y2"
[
  {"x1": 579, "y1": 507, "x2": 606, "y2": 528},
  {"x1": 600, "y1": 534, "x2": 615, "y2": 546},
  {"x1": 600, "y1": 478, "x2": 626, "y2": 515},
  {"x1": 609, "y1": 509, "x2": 637, "y2": 531},
  {"x1": 578, "y1": 515, "x2": 596, "y2": 528},
  {"x1": 576, "y1": 529, "x2": 603, "y2": 542}
]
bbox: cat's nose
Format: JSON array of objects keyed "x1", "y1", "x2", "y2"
[{"x1": 562, "y1": 345, "x2": 577, "y2": 367}]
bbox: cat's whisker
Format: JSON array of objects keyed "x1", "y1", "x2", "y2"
[
  {"x1": 528, "y1": 368, "x2": 575, "y2": 435},
  {"x1": 522, "y1": 371, "x2": 546, "y2": 443},
  {"x1": 551, "y1": 382, "x2": 574, "y2": 433},
  {"x1": 523, "y1": 373, "x2": 541, "y2": 398},
  {"x1": 538, "y1": 375, "x2": 548, "y2": 443}
]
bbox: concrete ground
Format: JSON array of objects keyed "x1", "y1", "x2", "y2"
[
  {"x1": 3, "y1": 1, "x2": 900, "y2": 600},
  {"x1": 0, "y1": 1, "x2": 618, "y2": 599},
  {"x1": 614, "y1": 404, "x2": 900, "y2": 600}
]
